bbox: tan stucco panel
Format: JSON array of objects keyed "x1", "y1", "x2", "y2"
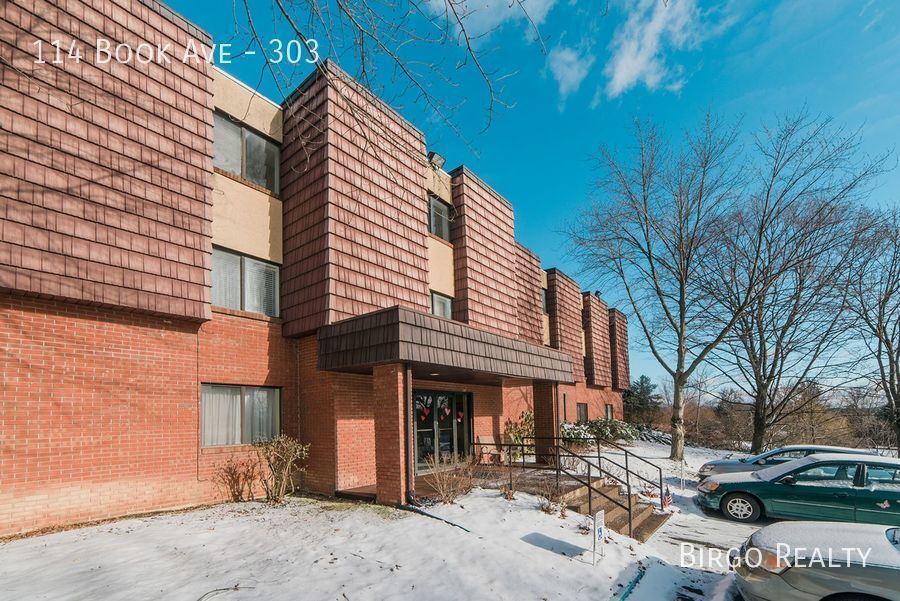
[
  {"x1": 427, "y1": 235, "x2": 455, "y2": 297},
  {"x1": 212, "y1": 67, "x2": 282, "y2": 142},
  {"x1": 542, "y1": 314, "x2": 551, "y2": 346},
  {"x1": 540, "y1": 270, "x2": 548, "y2": 289},
  {"x1": 425, "y1": 167, "x2": 452, "y2": 202},
  {"x1": 212, "y1": 173, "x2": 283, "y2": 263}
]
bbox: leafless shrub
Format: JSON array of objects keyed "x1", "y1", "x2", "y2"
[
  {"x1": 215, "y1": 457, "x2": 260, "y2": 502},
  {"x1": 500, "y1": 461, "x2": 523, "y2": 501},
  {"x1": 537, "y1": 477, "x2": 561, "y2": 514},
  {"x1": 253, "y1": 435, "x2": 310, "y2": 504},
  {"x1": 422, "y1": 455, "x2": 476, "y2": 504}
]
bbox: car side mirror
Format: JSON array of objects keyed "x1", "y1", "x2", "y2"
[
  {"x1": 780, "y1": 475, "x2": 796, "y2": 485},
  {"x1": 755, "y1": 459, "x2": 766, "y2": 465}
]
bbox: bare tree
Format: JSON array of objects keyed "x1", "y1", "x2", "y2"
[
  {"x1": 232, "y1": 0, "x2": 548, "y2": 142},
  {"x1": 851, "y1": 209, "x2": 900, "y2": 454},
  {"x1": 705, "y1": 114, "x2": 885, "y2": 453},
  {"x1": 570, "y1": 115, "x2": 747, "y2": 461}
]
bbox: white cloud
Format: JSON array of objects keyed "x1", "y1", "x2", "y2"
[
  {"x1": 429, "y1": 0, "x2": 558, "y2": 40},
  {"x1": 603, "y1": 0, "x2": 723, "y2": 98},
  {"x1": 548, "y1": 45, "x2": 595, "y2": 101}
]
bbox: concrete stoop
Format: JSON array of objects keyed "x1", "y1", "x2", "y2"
[{"x1": 563, "y1": 483, "x2": 670, "y2": 543}]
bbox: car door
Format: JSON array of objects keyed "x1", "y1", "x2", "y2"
[
  {"x1": 855, "y1": 463, "x2": 900, "y2": 526},
  {"x1": 766, "y1": 461, "x2": 860, "y2": 521}
]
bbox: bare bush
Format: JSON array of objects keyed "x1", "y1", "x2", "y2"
[
  {"x1": 500, "y1": 461, "x2": 523, "y2": 501},
  {"x1": 215, "y1": 457, "x2": 260, "y2": 502},
  {"x1": 253, "y1": 435, "x2": 310, "y2": 504},
  {"x1": 422, "y1": 455, "x2": 476, "y2": 504},
  {"x1": 537, "y1": 477, "x2": 561, "y2": 514}
]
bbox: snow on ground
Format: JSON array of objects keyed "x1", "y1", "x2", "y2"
[{"x1": 0, "y1": 443, "x2": 754, "y2": 601}]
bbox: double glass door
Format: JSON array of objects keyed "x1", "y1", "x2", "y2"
[{"x1": 414, "y1": 391, "x2": 471, "y2": 473}]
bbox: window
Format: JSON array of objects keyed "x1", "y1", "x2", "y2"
[
  {"x1": 764, "y1": 449, "x2": 809, "y2": 464},
  {"x1": 605, "y1": 404, "x2": 614, "y2": 420},
  {"x1": 576, "y1": 403, "x2": 588, "y2": 423},
  {"x1": 213, "y1": 112, "x2": 280, "y2": 193},
  {"x1": 791, "y1": 463, "x2": 858, "y2": 487},
  {"x1": 541, "y1": 288, "x2": 548, "y2": 313},
  {"x1": 429, "y1": 195, "x2": 452, "y2": 241},
  {"x1": 212, "y1": 247, "x2": 280, "y2": 317},
  {"x1": 866, "y1": 464, "x2": 900, "y2": 490},
  {"x1": 431, "y1": 292, "x2": 453, "y2": 319},
  {"x1": 201, "y1": 385, "x2": 280, "y2": 446}
]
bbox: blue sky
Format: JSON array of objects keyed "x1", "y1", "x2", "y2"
[{"x1": 167, "y1": 0, "x2": 899, "y2": 387}]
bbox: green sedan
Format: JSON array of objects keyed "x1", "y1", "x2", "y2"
[{"x1": 697, "y1": 453, "x2": 900, "y2": 525}]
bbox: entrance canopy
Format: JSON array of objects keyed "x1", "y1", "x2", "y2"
[{"x1": 318, "y1": 306, "x2": 575, "y2": 384}]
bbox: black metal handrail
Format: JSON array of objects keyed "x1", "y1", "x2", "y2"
[
  {"x1": 515, "y1": 434, "x2": 664, "y2": 510},
  {"x1": 555, "y1": 442, "x2": 632, "y2": 536}
]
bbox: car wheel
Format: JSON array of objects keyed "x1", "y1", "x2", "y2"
[{"x1": 721, "y1": 493, "x2": 761, "y2": 522}]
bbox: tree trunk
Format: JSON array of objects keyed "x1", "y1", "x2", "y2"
[
  {"x1": 669, "y1": 378, "x2": 686, "y2": 461},
  {"x1": 892, "y1": 396, "x2": 900, "y2": 457},
  {"x1": 750, "y1": 390, "x2": 768, "y2": 454}
]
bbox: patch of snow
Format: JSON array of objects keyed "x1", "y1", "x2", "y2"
[{"x1": 0, "y1": 442, "x2": 752, "y2": 600}]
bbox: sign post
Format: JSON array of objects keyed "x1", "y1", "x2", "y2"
[{"x1": 593, "y1": 509, "x2": 606, "y2": 565}]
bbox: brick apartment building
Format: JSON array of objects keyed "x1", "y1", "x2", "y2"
[{"x1": 0, "y1": 0, "x2": 629, "y2": 536}]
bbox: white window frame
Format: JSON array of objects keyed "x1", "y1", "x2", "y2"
[
  {"x1": 213, "y1": 111, "x2": 280, "y2": 193},
  {"x1": 431, "y1": 291, "x2": 453, "y2": 319},
  {"x1": 212, "y1": 247, "x2": 280, "y2": 317},
  {"x1": 201, "y1": 384, "x2": 281, "y2": 447},
  {"x1": 428, "y1": 194, "x2": 452, "y2": 241}
]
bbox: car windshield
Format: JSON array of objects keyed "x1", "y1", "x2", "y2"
[{"x1": 756, "y1": 456, "x2": 817, "y2": 481}]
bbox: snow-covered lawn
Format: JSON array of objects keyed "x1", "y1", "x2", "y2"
[{"x1": 0, "y1": 443, "x2": 754, "y2": 601}]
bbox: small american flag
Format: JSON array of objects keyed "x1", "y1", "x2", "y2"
[{"x1": 663, "y1": 486, "x2": 673, "y2": 508}]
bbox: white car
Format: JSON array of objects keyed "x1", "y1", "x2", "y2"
[{"x1": 734, "y1": 521, "x2": 900, "y2": 601}]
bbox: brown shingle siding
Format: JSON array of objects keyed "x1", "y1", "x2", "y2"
[
  {"x1": 547, "y1": 268, "x2": 585, "y2": 382},
  {"x1": 449, "y1": 166, "x2": 519, "y2": 338},
  {"x1": 0, "y1": 0, "x2": 213, "y2": 320},
  {"x1": 516, "y1": 243, "x2": 544, "y2": 344},
  {"x1": 280, "y1": 63, "x2": 430, "y2": 336},
  {"x1": 583, "y1": 292, "x2": 613, "y2": 387},
  {"x1": 609, "y1": 308, "x2": 630, "y2": 391}
]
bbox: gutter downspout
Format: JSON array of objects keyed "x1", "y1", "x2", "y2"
[{"x1": 404, "y1": 364, "x2": 419, "y2": 506}]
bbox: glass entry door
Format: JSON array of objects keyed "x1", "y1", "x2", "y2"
[{"x1": 414, "y1": 391, "x2": 470, "y2": 473}]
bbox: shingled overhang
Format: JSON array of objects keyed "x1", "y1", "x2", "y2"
[{"x1": 318, "y1": 307, "x2": 575, "y2": 385}]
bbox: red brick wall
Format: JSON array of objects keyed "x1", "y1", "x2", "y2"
[
  {"x1": 582, "y1": 293, "x2": 612, "y2": 387},
  {"x1": 297, "y1": 335, "x2": 377, "y2": 494},
  {"x1": 558, "y1": 382, "x2": 623, "y2": 422},
  {"x1": 515, "y1": 244, "x2": 544, "y2": 345},
  {"x1": 373, "y1": 364, "x2": 407, "y2": 503},
  {"x1": 547, "y1": 269, "x2": 585, "y2": 381},
  {"x1": 0, "y1": 295, "x2": 297, "y2": 537},
  {"x1": 609, "y1": 309, "x2": 630, "y2": 391},
  {"x1": 0, "y1": 0, "x2": 214, "y2": 320},
  {"x1": 449, "y1": 167, "x2": 520, "y2": 338},
  {"x1": 281, "y1": 63, "x2": 431, "y2": 336}
]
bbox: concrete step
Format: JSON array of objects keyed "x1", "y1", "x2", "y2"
[
  {"x1": 566, "y1": 487, "x2": 667, "y2": 539},
  {"x1": 632, "y1": 511, "x2": 671, "y2": 543},
  {"x1": 561, "y1": 482, "x2": 619, "y2": 505}
]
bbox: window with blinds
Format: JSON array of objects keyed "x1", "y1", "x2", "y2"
[
  {"x1": 212, "y1": 247, "x2": 280, "y2": 317},
  {"x1": 201, "y1": 385, "x2": 280, "y2": 447},
  {"x1": 213, "y1": 111, "x2": 280, "y2": 193}
]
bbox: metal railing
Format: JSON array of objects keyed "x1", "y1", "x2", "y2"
[{"x1": 471, "y1": 434, "x2": 666, "y2": 537}]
